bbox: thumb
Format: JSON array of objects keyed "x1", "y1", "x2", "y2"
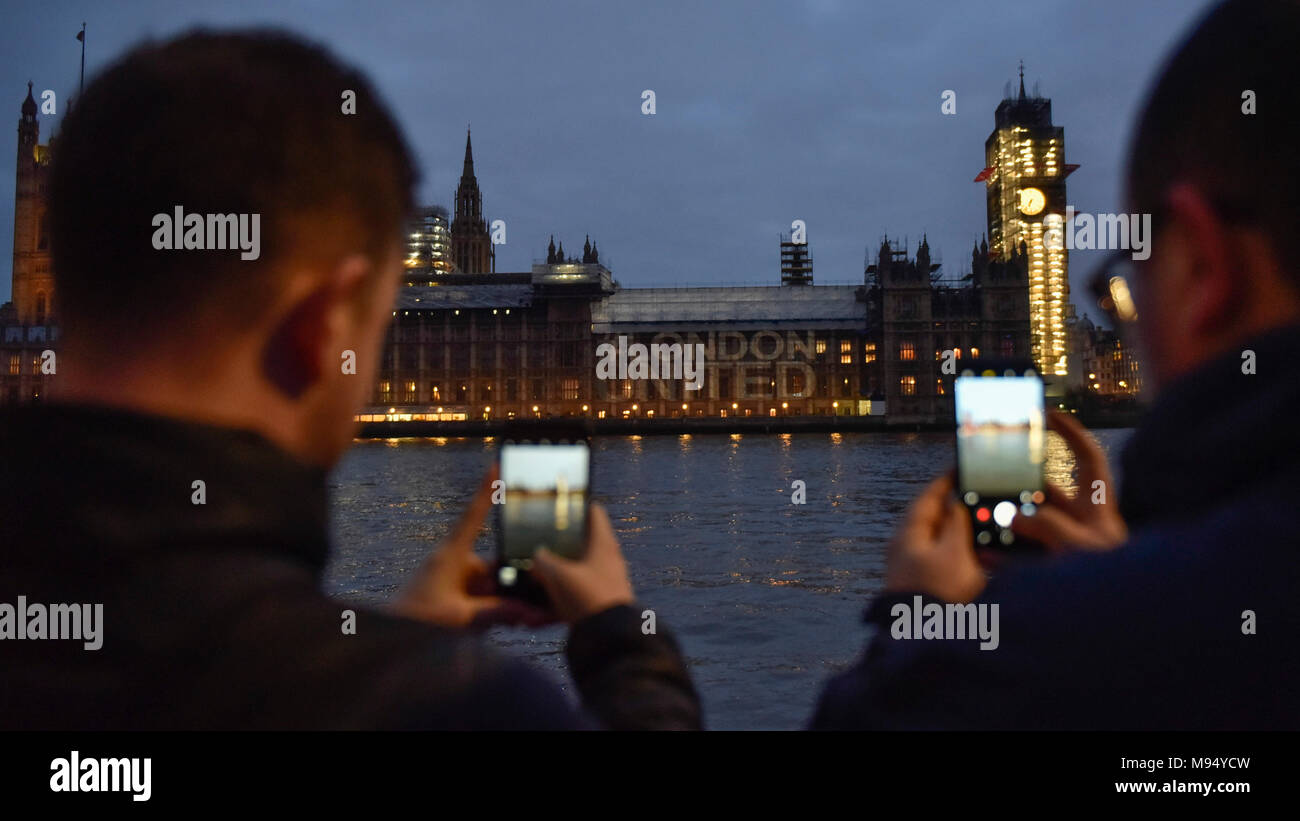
[
  {"x1": 531, "y1": 548, "x2": 577, "y2": 603},
  {"x1": 937, "y1": 497, "x2": 972, "y2": 550},
  {"x1": 531, "y1": 547, "x2": 572, "y2": 580},
  {"x1": 903, "y1": 472, "x2": 957, "y2": 542},
  {"x1": 583, "y1": 504, "x2": 617, "y2": 559}
]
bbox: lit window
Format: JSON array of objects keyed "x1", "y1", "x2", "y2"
[
  {"x1": 816, "y1": 340, "x2": 828, "y2": 355},
  {"x1": 562, "y1": 379, "x2": 579, "y2": 400},
  {"x1": 899, "y1": 342, "x2": 915, "y2": 361},
  {"x1": 901, "y1": 376, "x2": 916, "y2": 396}
]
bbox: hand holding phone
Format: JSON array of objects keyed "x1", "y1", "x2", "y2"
[
  {"x1": 1009, "y1": 411, "x2": 1129, "y2": 552},
  {"x1": 392, "y1": 469, "x2": 552, "y2": 629},
  {"x1": 531, "y1": 503, "x2": 635, "y2": 623},
  {"x1": 496, "y1": 422, "x2": 592, "y2": 607},
  {"x1": 954, "y1": 361, "x2": 1046, "y2": 552}
]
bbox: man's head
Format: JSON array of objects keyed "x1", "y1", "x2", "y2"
[
  {"x1": 48, "y1": 29, "x2": 417, "y2": 466},
  {"x1": 1124, "y1": 0, "x2": 1300, "y2": 391}
]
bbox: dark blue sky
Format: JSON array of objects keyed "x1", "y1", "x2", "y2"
[{"x1": 1, "y1": 0, "x2": 1211, "y2": 312}]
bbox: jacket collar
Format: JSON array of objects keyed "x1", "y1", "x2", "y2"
[
  {"x1": 0, "y1": 403, "x2": 330, "y2": 574},
  {"x1": 1119, "y1": 321, "x2": 1300, "y2": 527}
]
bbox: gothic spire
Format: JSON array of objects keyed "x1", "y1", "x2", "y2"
[{"x1": 462, "y1": 127, "x2": 475, "y2": 179}]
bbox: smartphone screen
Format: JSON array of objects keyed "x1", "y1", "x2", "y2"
[
  {"x1": 955, "y1": 366, "x2": 1045, "y2": 548},
  {"x1": 497, "y1": 441, "x2": 590, "y2": 590}
]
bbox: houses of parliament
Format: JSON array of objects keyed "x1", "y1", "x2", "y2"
[{"x1": 3, "y1": 73, "x2": 1140, "y2": 420}]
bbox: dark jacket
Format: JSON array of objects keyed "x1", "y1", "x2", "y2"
[
  {"x1": 0, "y1": 405, "x2": 700, "y2": 730},
  {"x1": 812, "y1": 323, "x2": 1300, "y2": 730}
]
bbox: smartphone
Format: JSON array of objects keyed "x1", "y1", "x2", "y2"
[
  {"x1": 954, "y1": 361, "x2": 1046, "y2": 550},
  {"x1": 495, "y1": 421, "x2": 592, "y2": 604}
]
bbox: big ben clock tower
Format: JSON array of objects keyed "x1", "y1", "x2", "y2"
[{"x1": 975, "y1": 64, "x2": 1076, "y2": 378}]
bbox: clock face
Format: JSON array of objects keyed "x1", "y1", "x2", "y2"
[{"x1": 1019, "y1": 187, "x2": 1046, "y2": 215}]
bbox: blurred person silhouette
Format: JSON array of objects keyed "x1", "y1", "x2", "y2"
[
  {"x1": 0, "y1": 30, "x2": 699, "y2": 730},
  {"x1": 813, "y1": 0, "x2": 1300, "y2": 729}
]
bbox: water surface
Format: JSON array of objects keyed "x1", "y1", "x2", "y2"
[{"x1": 326, "y1": 429, "x2": 1132, "y2": 729}]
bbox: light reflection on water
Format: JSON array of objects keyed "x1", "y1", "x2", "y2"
[{"x1": 326, "y1": 427, "x2": 1131, "y2": 729}]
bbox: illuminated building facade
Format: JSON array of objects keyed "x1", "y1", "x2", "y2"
[
  {"x1": 2, "y1": 84, "x2": 58, "y2": 404},
  {"x1": 976, "y1": 65, "x2": 1076, "y2": 378},
  {"x1": 589, "y1": 283, "x2": 867, "y2": 419},
  {"x1": 404, "y1": 206, "x2": 454, "y2": 280},
  {"x1": 11, "y1": 83, "x2": 54, "y2": 327},
  {"x1": 865, "y1": 235, "x2": 1031, "y2": 423},
  {"x1": 364, "y1": 235, "x2": 1032, "y2": 425},
  {"x1": 1071, "y1": 314, "x2": 1143, "y2": 397},
  {"x1": 369, "y1": 262, "x2": 613, "y2": 423}
]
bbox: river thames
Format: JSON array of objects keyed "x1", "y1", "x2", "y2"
[{"x1": 325, "y1": 428, "x2": 1132, "y2": 729}]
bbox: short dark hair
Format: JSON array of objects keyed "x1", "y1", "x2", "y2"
[
  {"x1": 1127, "y1": 0, "x2": 1300, "y2": 281},
  {"x1": 49, "y1": 29, "x2": 418, "y2": 336}
]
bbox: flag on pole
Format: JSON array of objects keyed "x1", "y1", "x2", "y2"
[{"x1": 76, "y1": 30, "x2": 84, "y2": 42}]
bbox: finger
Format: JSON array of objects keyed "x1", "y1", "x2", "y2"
[
  {"x1": 905, "y1": 472, "x2": 956, "y2": 540},
  {"x1": 530, "y1": 548, "x2": 574, "y2": 604},
  {"x1": 531, "y1": 547, "x2": 572, "y2": 579},
  {"x1": 1041, "y1": 480, "x2": 1073, "y2": 507},
  {"x1": 938, "y1": 498, "x2": 972, "y2": 549},
  {"x1": 583, "y1": 504, "x2": 619, "y2": 561},
  {"x1": 442, "y1": 469, "x2": 499, "y2": 554},
  {"x1": 1009, "y1": 505, "x2": 1093, "y2": 552},
  {"x1": 1047, "y1": 411, "x2": 1114, "y2": 496},
  {"x1": 464, "y1": 559, "x2": 498, "y2": 597}
]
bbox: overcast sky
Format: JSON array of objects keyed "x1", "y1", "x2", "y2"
[{"x1": 1, "y1": 0, "x2": 1212, "y2": 315}]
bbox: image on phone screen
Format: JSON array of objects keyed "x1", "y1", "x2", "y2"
[
  {"x1": 955, "y1": 373, "x2": 1045, "y2": 499},
  {"x1": 499, "y1": 442, "x2": 590, "y2": 563}
]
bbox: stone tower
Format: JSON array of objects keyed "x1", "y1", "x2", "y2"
[
  {"x1": 450, "y1": 129, "x2": 494, "y2": 273},
  {"x1": 12, "y1": 82, "x2": 54, "y2": 325}
]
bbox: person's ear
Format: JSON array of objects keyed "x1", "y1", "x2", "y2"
[
  {"x1": 1163, "y1": 182, "x2": 1243, "y2": 337},
  {"x1": 262, "y1": 255, "x2": 373, "y2": 400}
]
